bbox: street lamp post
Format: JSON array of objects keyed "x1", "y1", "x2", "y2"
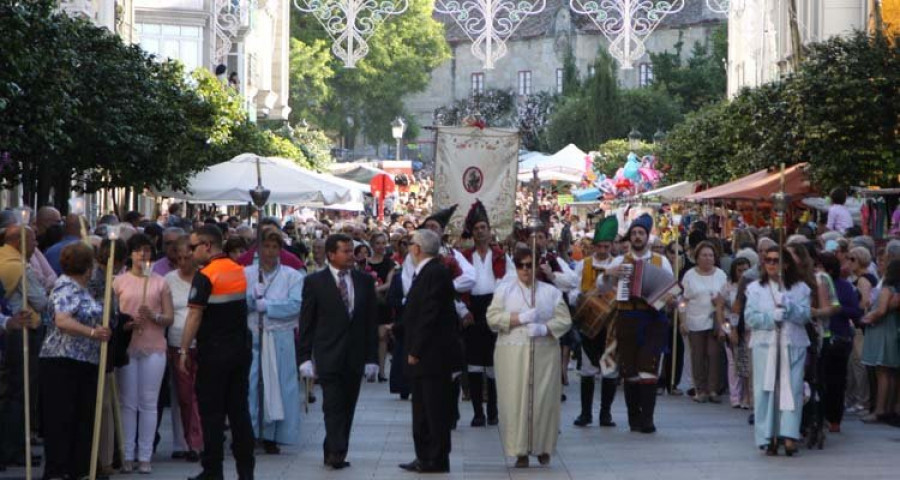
[
  {"x1": 628, "y1": 127, "x2": 642, "y2": 151},
  {"x1": 391, "y1": 117, "x2": 406, "y2": 161},
  {"x1": 653, "y1": 127, "x2": 667, "y2": 154}
]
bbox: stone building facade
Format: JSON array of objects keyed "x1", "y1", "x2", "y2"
[
  {"x1": 727, "y1": 0, "x2": 876, "y2": 97},
  {"x1": 404, "y1": 0, "x2": 726, "y2": 144}
]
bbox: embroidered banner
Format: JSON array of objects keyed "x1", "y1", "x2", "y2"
[{"x1": 433, "y1": 127, "x2": 519, "y2": 239}]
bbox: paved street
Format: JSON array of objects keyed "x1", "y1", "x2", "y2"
[{"x1": 5, "y1": 370, "x2": 900, "y2": 480}]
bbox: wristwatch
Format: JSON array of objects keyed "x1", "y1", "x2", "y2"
[{"x1": 178, "y1": 348, "x2": 188, "y2": 356}]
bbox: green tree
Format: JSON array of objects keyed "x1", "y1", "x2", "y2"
[
  {"x1": 650, "y1": 25, "x2": 728, "y2": 112},
  {"x1": 287, "y1": 37, "x2": 334, "y2": 124},
  {"x1": 290, "y1": 0, "x2": 450, "y2": 145},
  {"x1": 663, "y1": 30, "x2": 900, "y2": 192}
]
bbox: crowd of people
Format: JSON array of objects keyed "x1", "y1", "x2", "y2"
[{"x1": 0, "y1": 185, "x2": 899, "y2": 479}]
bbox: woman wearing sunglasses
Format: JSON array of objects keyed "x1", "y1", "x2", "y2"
[
  {"x1": 487, "y1": 247, "x2": 572, "y2": 468},
  {"x1": 745, "y1": 246, "x2": 811, "y2": 456}
]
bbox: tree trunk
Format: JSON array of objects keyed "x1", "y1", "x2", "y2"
[
  {"x1": 869, "y1": 0, "x2": 884, "y2": 36},
  {"x1": 788, "y1": 0, "x2": 804, "y2": 71}
]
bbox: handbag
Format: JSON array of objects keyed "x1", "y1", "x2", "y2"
[{"x1": 110, "y1": 313, "x2": 133, "y2": 369}]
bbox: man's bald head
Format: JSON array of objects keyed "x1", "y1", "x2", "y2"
[
  {"x1": 4, "y1": 225, "x2": 36, "y2": 258},
  {"x1": 36, "y1": 206, "x2": 61, "y2": 235}
]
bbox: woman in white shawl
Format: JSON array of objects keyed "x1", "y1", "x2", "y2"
[
  {"x1": 745, "y1": 245, "x2": 811, "y2": 456},
  {"x1": 245, "y1": 229, "x2": 304, "y2": 453},
  {"x1": 487, "y1": 247, "x2": 571, "y2": 468}
]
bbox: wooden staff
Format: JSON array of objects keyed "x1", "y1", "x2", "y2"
[
  {"x1": 769, "y1": 163, "x2": 787, "y2": 454},
  {"x1": 89, "y1": 226, "x2": 119, "y2": 480},
  {"x1": 17, "y1": 209, "x2": 32, "y2": 480},
  {"x1": 670, "y1": 246, "x2": 681, "y2": 393},
  {"x1": 526, "y1": 166, "x2": 542, "y2": 455}
]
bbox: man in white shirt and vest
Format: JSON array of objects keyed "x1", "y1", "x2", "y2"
[{"x1": 605, "y1": 213, "x2": 672, "y2": 434}]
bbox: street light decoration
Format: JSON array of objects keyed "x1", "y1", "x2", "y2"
[
  {"x1": 293, "y1": 0, "x2": 409, "y2": 68},
  {"x1": 705, "y1": 0, "x2": 729, "y2": 14},
  {"x1": 569, "y1": 0, "x2": 685, "y2": 69},
  {"x1": 434, "y1": 0, "x2": 547, "y2": 70}
]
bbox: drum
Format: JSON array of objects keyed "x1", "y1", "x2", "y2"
[{"x1": 574, "y1": 288, "x2": 617, "y2": 340}]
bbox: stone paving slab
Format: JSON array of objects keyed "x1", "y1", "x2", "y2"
[{"x1": 4, "y1": 374, "x2": 900, "y2": 480}]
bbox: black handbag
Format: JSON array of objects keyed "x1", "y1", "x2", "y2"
[{"x1": 110, "y1": 313, "x2": 133, "y2": 369}]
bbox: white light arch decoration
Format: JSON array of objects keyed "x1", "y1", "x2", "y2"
[
  {"x1": 435, "y1": 0, "x2": 547, "y2": 70},
  {"x1": 293, "y1": 0, "x2": 409, "y2": 68},
  {"x1": 569, "y1": 0, "x2": 685, "y2": 69},
  {"x1": 706, "y1": 0, "x2": 729, "y2": 14}
]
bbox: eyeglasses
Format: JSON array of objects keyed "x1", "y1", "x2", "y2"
[
  {"x1": 515, "y1": 262, "x2": 534, "y2": 270},
  {"x1": 763, "y1": 257, "x2": 780, "y2": 265}
]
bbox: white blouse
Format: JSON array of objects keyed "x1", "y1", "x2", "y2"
[{"x1": 681, "y1": 267, "x2": 727, "y2": 331}]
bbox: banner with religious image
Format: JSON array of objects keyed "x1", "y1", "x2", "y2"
[{"x1": 433, "y1": 127, "x2": 519, "y2": 239}]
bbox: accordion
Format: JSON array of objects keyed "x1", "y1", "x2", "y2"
[{"x1": 616, "y1": 259, "x2": 681, "y2": 310}]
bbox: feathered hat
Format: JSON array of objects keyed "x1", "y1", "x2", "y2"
[
  {"x1": 419, "y1": 204, "x2": 457, "y2": 231},
  {"x1": 462, "y1": 200, "x2": 490, "y2": 238},
  {"x1": 592, "y1": 216, "x2": 618, "y2": 244}
]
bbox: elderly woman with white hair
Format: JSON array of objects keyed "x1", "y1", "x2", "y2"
[{"x1": 845, "y1": 245, "x2": 878, "y2": 414}]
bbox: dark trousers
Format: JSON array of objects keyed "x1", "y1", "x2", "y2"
[
  {"x1": 411, "y1": 374, "x2": 452, "y2": 467},
  {"x1": 40, "y1": 358, "x2": 98, "y2": 480},
  {"x1": 196, "y1": 344, "x2": 255, "y2": 478},
  {"x1": 389, "y1": 332, "x2": 410, "y2": 398},
  {"x1": 821, "y1": 337, "x2": 852, "y2": 425},
  {"x1": 319, "y1": 374, "x2": 362, "y2": 461}
]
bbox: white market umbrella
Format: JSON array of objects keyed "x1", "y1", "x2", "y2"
[
  {"x1": 517, "y1": 167, "x2": 584, "y2": 184},
  {"x1": 158, "y1": 154, "x2": 363, "y2": 206}
]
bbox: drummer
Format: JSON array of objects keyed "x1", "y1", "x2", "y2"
[
  {"x1": 570, "y1": 215, "x2": 620, "y2": 428},
  {"x1": 604, "y1": 213, "x2": 673, "y2": 434}
]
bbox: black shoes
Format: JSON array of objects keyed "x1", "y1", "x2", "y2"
[
  {"x1": 324, "y1": 454, "x2": 350, "y2": 469},
  {"x1": 262, "y1": 440, "x2": 281, "y2": 455},
  {"x1": 573, "y1": 414, "x2": 593, "y2": 427},
  {"x1": 471, "y1": 415, "x2": 486, "y2": 427},
  {"x1": 598, "y1": 410, "x2": 616, "y2": 427},
  {"x1": 399, "y1": 459, "x2": 449, "y2": 473},
  {"x1": 187, "y1": 471, "x2": 223, "y2": 480}
]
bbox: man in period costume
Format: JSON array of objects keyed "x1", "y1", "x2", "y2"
[
  {"x1": 605, "y1": 214, "x2": 672, "y2": 434},
  {"x1": 458, "y1": 200, "x2": 511, "y2": 427},
  {"x1": 571, "y1": 216, "x2": 619, "y2": 427}
]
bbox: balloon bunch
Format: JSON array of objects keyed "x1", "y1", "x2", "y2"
[{"x1": 593, "y1": 152, "x2": 664, "y2": 199}]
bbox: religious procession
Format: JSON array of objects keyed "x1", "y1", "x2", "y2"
[{"x1": 3, "y1": 1, "x2": 900, "y2": 480}]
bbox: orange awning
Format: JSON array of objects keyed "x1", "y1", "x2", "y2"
[{"x1": 685, "y1": 163, "x2": 813, "y2": 201}]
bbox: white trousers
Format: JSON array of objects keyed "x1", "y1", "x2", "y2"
[{"x1": 117, "y1": 352, "x2": 167, "y2": 462}]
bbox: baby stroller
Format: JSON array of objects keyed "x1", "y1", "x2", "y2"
[{"x1": 801, "y1": 322, "x2": 826, "y2": 450}]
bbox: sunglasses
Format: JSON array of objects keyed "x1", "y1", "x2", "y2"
[
  {"x1": 189, "y1": 241, "x2": 208, "y2": 252},
  {"x1": 763, "y1": 257, "x2": 780, "y2": 265},
  {"x1": 515, "y1": 262, "x2": 534, "y2": 270}
]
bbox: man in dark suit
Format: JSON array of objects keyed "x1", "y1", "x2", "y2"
[
  {"x1": 399, "y1": 229, "x2": 460, "y2": 474},
  {"x1": 298, "y1": 233, "x2": 379, "y2": 470}
]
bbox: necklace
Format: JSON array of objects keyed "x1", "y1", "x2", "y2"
[{"x1": 517, "y1": 282, "x2": 534, "y2": 309}]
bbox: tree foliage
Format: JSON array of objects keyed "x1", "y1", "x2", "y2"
[
  {"x1": 542, "y1": 51, "x2": 683, "y2": 152},
  {"x1": 0, "y1": 1, "x2": 312, "y2": 209},
  {"x1": 650, "y1": 25, "x2": 728, "y2": 112},
  {"x1": 290, "y1": 0, "x2": 450, "y2": 145},
  {"x1": 664, "y1": 30, "x2": 900, "y2": 191}
]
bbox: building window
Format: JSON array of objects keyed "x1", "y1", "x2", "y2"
[
  {"x1": 471, "y1": 72, "x2": 484, "y2": 95},
  {"x1": 556, "y1": 68, "x2": 564, "y2": 93},
  {"x1": 517, "y1": 70, "x2": 533, "y2": 96},
  {"x1": 136, "y1": 23, "x2": 204, "y2": 73},
  {"x1": 638, "y1": 63, "x2": 654, "y2": 87}
]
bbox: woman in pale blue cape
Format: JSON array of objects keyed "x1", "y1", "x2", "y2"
[{"x1": 745, "y1": 246, "x2": 810, "y2": 456}]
